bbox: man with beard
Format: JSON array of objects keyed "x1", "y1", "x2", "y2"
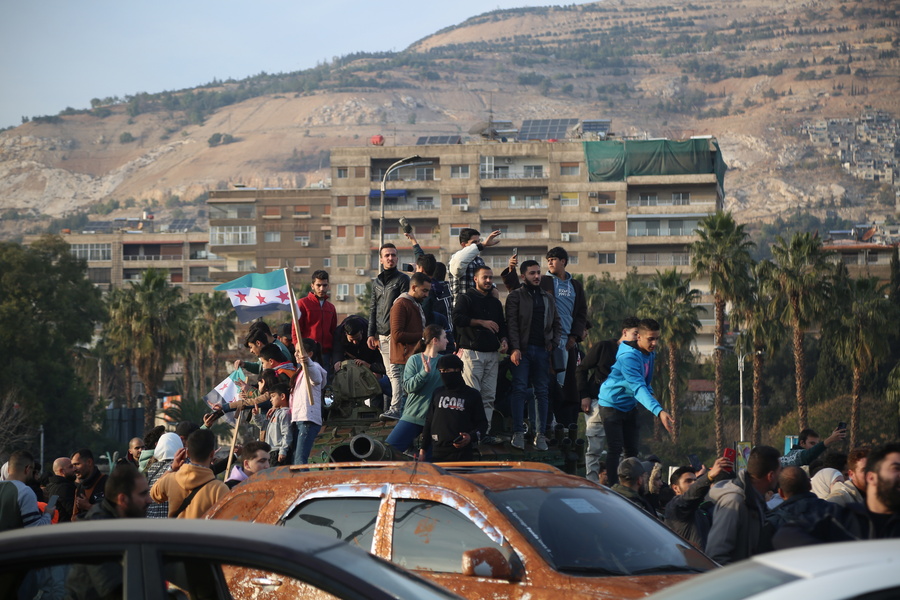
[
  {"x1": 292, "y1": 270, "x2": 338, "y2": 376},
  {"x1": 45, "y1": 457, "x2": 77, "y2": 523},
  {"x1": 776, "y1": 442, "x2": 900, "y2": 545},
  {"x1": 420, "y1": 354, "x2": 488, "y2": 462},
  {"x1": 71, "y1": 448, "x2": 108, "y2": 521}
]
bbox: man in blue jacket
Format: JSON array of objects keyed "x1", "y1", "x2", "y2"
[{"x1": 598, "y1": 318, "x2": 674, "y2": 485}]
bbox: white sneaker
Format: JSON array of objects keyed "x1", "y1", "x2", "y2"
[
  {"x1": 534, "y1": 435, "x2": 548, "y2": 451},
  {"x1": 511, "y1": 432, "x2": 525, "y2": 450}
]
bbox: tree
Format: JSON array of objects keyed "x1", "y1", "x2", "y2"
[
  {"x1": 690, "y1": 211, "x2": 755, "y2": 452},
  {"x1": 104, "y1": 269, "x2": 190, "y2": 431},
  {"x1": 758, "y1": 232, "x2": 833, "y2": 432},
  {"x1": 188, "y1": 292, "x2": 236, "y2": 397},
  {"x1": 578, "y1": 270, "x2": 646, "y2": 345},
  {"x1": 826, "y1": 269, "x2": 896, "y2": 446},
  {"x1": 119, "y1": 132, "x2": 135, "y2": 143},
  {"x1": 639, "y1": 269, "x2": 703, "y2": 444}
]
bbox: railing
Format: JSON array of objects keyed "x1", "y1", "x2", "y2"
[
  {"x1": 497, "y1": 232, "x2": 549, "y2": 239},
  {"x1": 479, "y1": 170, "x2": 550, "y2": 180},
  {"x1": 626, "y1": 198, "x2": 716, "y2": 207},
  {"x1": 481, "y1": 199, "x2": 548, "y2": 210},
  {"x1": 122, "y1": 254, "x2": 183, "y2": 261},
  {"x1": 627, "y1": 228, "x2": 696, "y2": 237},
  {"x1": 370, "y1": 202, "x2": 440, "y2": 211},
  {"x1": 626, "y1": 253, "x2": 690, "y2": 266}
]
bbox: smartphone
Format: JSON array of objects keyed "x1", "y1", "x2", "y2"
[
  {"x1": 687, "y1": 453, "x2": 702, "y2": 472},
  {"x1": 512, "y1": 247, "x2": 518, "y2": 258},
  {"x1": 44, "y1": 494, "x2": 59, "y2": 516},
  {"x1": 837, "y1": 421, "x2": 847, "y2": 431},
  {"x1": 722, "y1": 447, "x2": 737, "y2": 472}
]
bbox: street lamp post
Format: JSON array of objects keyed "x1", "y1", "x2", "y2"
[
  {"x1": 378, "y1": 155, "x2": 432, "y2": 250},
  {"x1": 737, "y1": 341, "x2": 746, "y2": 442}
]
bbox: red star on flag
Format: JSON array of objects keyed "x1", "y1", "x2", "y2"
[
  {"x1": 217, "y1": 381, "x2": 229, "y2": 392},
  {"x1": 235, "y1": 290, "x2": 248, "y2": 303},
  {"x1": 276, "y1": 289, "x2": 290, "y2": 302},
  {"x1": 256, "y1": 293, "x2": 267, "y2": 304}
]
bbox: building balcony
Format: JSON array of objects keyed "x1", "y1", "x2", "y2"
[
  {"x1": 481, "y1": 199, "x2": 549, "y2": 210},
  {"x1": 122, "y1": 254, "x2": 183, "y2": 262},
  {"x1": 479, "y1": 169, "x2": 550, "y2": 180},
  {"x1": 625, "y1": 253, "x2": 690, "y2": 267},
  {"x1": 369, "y1": 201, "x2": 441, "y2": 212}
]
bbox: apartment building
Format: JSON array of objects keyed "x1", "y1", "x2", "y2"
[{"x1": 207, "y1": 187, "x2": 332, "y2": 288}]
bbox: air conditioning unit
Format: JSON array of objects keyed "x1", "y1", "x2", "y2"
[
  {"x1": 590, "y1": 206, "x2": 601, "y2": 213},
  {"x1": 337, "y1": 294, "x2": 347, "y2": 301},
  {"x1": 300, "y1": 240, "x2": 310, "y2": 247},
  {"x1": 504, "y1": 157, "x2": 514, "y2": 164},
  {"x1": 588, "y1": 192, "x2": 599, "y2": 198},
  {"x1": 481, "y1": 197, "x2": 490, "y2": 203},
  {"x1": 292, "y1": 266, "x2": 303, "y2": 272},
  {"x1": 561, "y1": 233, "x2": 572, "y2": 242},
  {"x1": 356, "y1": 269, "x2": 366, "y2": 276},
  {"x1": 459, "y1": 205, "x2": 469, "y2": 212}
]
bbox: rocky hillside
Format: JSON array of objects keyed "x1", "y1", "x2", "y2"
[{"x1": 1, "y1": 0, "x2": 898, "y2": 237}]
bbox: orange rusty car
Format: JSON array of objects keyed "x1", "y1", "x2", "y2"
[{"x1": 205, "y1": 461, "x2": 716, "y2": 600}]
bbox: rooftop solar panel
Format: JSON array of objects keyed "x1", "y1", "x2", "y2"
[
  {"x1": 518, "y1": 118, "x2": 579, "y2": 141},
  {"x1": 582, "y1": 119, "x2": 612, "y2": 134},
  {"x1": 416, "y1": 135, "x2": 462, "y2": 145}
]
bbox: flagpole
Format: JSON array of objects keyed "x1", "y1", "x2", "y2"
[
  {"x1": 284, "y1": 268, "x2": 315, "y2": 406},
  {"x1": 225, "y1": 406, "x2": 244, "y2": 475}
]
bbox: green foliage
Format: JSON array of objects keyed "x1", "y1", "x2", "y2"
[
  {"x1": 356, "y1": 282, "x2": 373, "y2": 315},
  {"x1": 119, "y1": 132, "x2": 135, "y2": 143},
  {"x1": 208, "y1": 133, "x2": 236, "y2": 147}
]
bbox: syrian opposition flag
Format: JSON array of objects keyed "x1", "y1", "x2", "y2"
[
  {"x1": 214, "y1": 270, "x2": 292, "y2": 323},
  {"x1": 203, "y1": 369, "x2": 247, "y2": 424}
]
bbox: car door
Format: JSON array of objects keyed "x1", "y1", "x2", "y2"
[{"x1": 385, "y1": 485, "x2": 531, "y2": 600}]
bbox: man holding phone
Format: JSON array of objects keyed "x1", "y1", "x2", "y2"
[{"x1": 781, "y1": 425, "x2": 847, "y2": 467}]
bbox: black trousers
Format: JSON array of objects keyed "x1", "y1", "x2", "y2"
[{"x1": 601, "y1": 406, "x2": 640, "y2": 486}]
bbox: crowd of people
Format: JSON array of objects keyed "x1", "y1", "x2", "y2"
[{"x1": 1, "y1": 228, "x2": 896, "y2": 576}]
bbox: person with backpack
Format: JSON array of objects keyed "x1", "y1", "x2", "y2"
[{"x1": 0, "y1": 450, "x2": 53, "y2": 531}]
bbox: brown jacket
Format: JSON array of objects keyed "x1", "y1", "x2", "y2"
[
  {"x1": 505, "y1": 285, "x2": 561, "y2": 352},
  {"x1": 150, "y1": 463, "x2": 229, "y2": 519},
  {"x1": 389, "y1": 294, "x2": 425, "y2": 364}
]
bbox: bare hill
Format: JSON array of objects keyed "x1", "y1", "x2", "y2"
[{"x1": 1, "y1": 0, "x2": 897, "y2": 237}]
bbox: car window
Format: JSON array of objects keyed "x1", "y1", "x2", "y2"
[
  {"x1": 0, "y1": 555, "x2": 124, "y2": 600},
  {"x1": 645, "y1": 560, "x2": 799, "y2": 600},
  {"x1": 391, "y1": 499, "x2": 506, "y2": 573},
  {"x1": 283, "y1": 497, "x2": 381, "y2": 551},
  {"x1": 489, "y1": 487, "x2": 716, "y2": 575}
]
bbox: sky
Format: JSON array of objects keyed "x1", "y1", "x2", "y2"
[{"x1": 0, "y1": 0, "x2": 581, "y2": 130}]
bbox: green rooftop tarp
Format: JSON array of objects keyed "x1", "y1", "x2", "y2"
[{"x1": 583, "y1": 139, "x2": 727, "y2": 192}]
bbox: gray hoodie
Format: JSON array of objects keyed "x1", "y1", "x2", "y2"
[{"x1": 705, "y1": 470, "x2": 771, "y2": 565}]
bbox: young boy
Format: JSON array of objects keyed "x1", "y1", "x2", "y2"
[
  {"x1": 420, "y1": 354, "x2": 488, "y2": 462},
  {"x1": 252, "y1": 382, "x2": 293, "y2": 465},
  {"x1": 291, "y1": 339, "x2": 327, "y2": 465}
]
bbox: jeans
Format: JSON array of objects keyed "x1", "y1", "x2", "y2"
[
  {"x1": 293, "y1": 421, "x2": 322, "y2": 465},
  {"x1": 510, "y1": 345, "x2": 551, "y2": 436},
  {"x1": 601, "y1": 406, "x2": 639, "y2": 486},
  {"x1": 584, "y1": 402, "x2": 607, "y2": 483},
  {"x1": 459, "y1": 349, "x2": 498, "y2": 433},
  {"x1": 379, "y1": 334, "x2": 405, "y2": 412},
  {"x1": 385, "y1": 420, "x2": 424, "y2": 454}
]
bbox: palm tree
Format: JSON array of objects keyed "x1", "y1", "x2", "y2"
[
  {"x1": 189, "y1": 291, "x2": 236, "y2": 396},
  {"x1": 103, "y1": 269, "x2": 190, "y2": 431},
  {"x1": 579, "y1": 270, "x2": 647, "y2": 344},
  {"x1": 730, "y1": 266, "x2": 783, "y2": 446},
  {"x1": 690, "y1": 211, "x2": 755, "y2": 452},
  {"x1": 826, "y1": 269, "x2": 896, "y2": 446},
  {"x1": 639, "y1": 269, "x2": 703, "y2": 444},
  {"x1": 758, "y1": 232, "x2": 832, "y2": 432}
]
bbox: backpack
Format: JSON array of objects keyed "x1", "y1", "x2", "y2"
[{"x1": 0, "y1": 481, "x2": 23, "y2": 532}]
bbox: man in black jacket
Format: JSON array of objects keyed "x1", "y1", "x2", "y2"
[
  {"x1": 577, "y1": 317, "x2": 639, "y2": 483},
  {"x1": 452, "y1": 265, "x2": 507, "y2": 444},
  {"x1": 664, "y1": 456, "x2": 731, "y2": 550},
  {"x1": 367, "y1": 243, "x2": 410, "y2": 420},
  {"x1": 45, "y1": 457, "x2": 77, "y2": 524}
]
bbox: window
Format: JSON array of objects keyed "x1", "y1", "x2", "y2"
[
  {"x1": 596, "y1": 193, "x2": 615, "y2": 205},
  {"x1": 354, "y1": 254, "x2": 368, "y2": 268},
  {"x1": 597, "y1": 221, "x2": 615, "y2": 233},
  {"x1": 323, "y1": 204, "x2": 331, "y2": 215},
  {"x1": 524, "y1": 165, "x2": 543, "y2": 177},
  {"x1": 210, "y1": 226, "x2": 256, "y2": 245},
  {"x1": 336, "y1": 226, "x2": 347, "y2": 238},
  {"x1": 355, "y1": 225, "x2": 365, "y2": 238},
  {"x1": 264, "y1": 231, "x2": 281, "y2": 243},
  {"x1": 336, "y1": 196, "x2": 348, "y2": 208},
  {"x1": 355, "y1": 196, "x2": 367, "y2": 207},
  {"x1": 561, "y1": 222, "x2": 579, "y2": 234},
  {"x1": 283, "y1": 497, "x2": 380, "y2": 550},
  {"x1": 265, "y1": 258, "x2": 280, "y2": 269},
  {"x1": 598, "y1": 252, "x2": 616, "y2": 264},
  {"x1": 639, "y1": 193, "x2": 658, "y2": 206},
  {"x1": 525, "y1": 224, "x2": 543, "y2": 234},
  {"x1": 263, "y1": 206, "x2": 281, "y2": 218},
  {"x1": 208, "y1": 203, "x2": 256, "y2": 219},
  {"x1": 354, "y1": 166, "x2": 366, "y2": 178},
  {"x1": 560, "y1": 192, "x2": 579, "y2": 206},
  {"x1": 416, "y1": 196, "x2": 435, "y2": 209},
  {"x1": 294, "y1": 232, "x2": 310, "y2": 243},
  {"x1": 449, "y1": 224, "x2": 468, "y2": 238},
  {"x1": 354, "y1": 283, "x2": 367, "y2": 296},
  {"x1": 391, "y1": 499, "x2": 505, "y2": 573},
  {"x1": 336, "y1": 283, "x2": 350, "y2": 297},
  {"x1": 336, "y1": 167, "x2": 348, "y2": 179},
  {"x1": 415, "y1": 167, "x2": 435, "y2": 181},
  {"x1": 568, "y1": 253, "x2": 579, "y2": 265},
  {"x1": 492, "y1": 165, "x2": 509, "y2": 178},
  {"x1": 450, "y1": 165, "x2": 470, "y2": 179},
  {"x1": 293, "y1": 205, "x2": 310, "y2": 217},
  {"x1": 451, "y1": 195, "x2": 469, "y2": 206},
  {"x1": 323, "y1": 257, "x2": 331, "y2": 268},
  {"x1": 87, "y1": 267, "x2": 111, "y2": 283},
  {"x1": 336, "y1": 255, "x2": 349, "y2": 268},
  {"x1": 237, "y1": 259, "x2": 256, "y2": 271},
  {"x1": 71, "y1": 243, "x2": 112, "y2": 261},
  {"x1": 560, "y1": 162, "x2": 580, "y2": 176},
  {"x1": 672, "y1": 192, "x2": 691, "y2": 205}
]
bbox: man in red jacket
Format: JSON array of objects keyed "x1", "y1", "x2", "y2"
[{"x1": 292, "y1": 270, "x2": 338, "y2": 377}]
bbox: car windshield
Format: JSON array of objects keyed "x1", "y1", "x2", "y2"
[
  {"x1": 489, "y1": 486, "x2": 716, "y2": 576},
  {"x1": 646, "y1": 560, "x2": 800, "y2": 600}
]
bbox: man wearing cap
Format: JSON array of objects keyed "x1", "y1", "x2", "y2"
[{"x1": 612, "y1": 457, "x2": 656, "y2": 516}]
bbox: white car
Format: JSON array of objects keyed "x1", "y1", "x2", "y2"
[{"x1": 646, "y1": 539, "x2": 900, "y2": 600}]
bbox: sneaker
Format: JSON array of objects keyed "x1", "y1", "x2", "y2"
[
  {"x1": 480, "y1": 435, "x2": 504, "y2": 446},
  {"x1": 380, "y1": 408, "x2": 401, "y2": 420},
  {"x1": 534, "y1": 434, "x2": 549, "y2": 451},
  {"x1": 511, "y1": 432, "x2": 525, "y2": 450}
]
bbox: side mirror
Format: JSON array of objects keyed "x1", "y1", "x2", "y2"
[{"x1": 461, "y1": 547, "x2": 523, "y2": 582}]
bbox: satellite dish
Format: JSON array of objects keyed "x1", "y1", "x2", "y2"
[{"x1": 468, "y1": 121, "x2": 491, "y2": 135}]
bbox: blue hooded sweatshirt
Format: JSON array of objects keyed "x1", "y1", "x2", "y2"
[{"x1": 597, "y1": 341, "x2": 663, "y2": 415}]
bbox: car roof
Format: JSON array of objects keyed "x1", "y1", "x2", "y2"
[
  {"x1": 750, "y1": 539, "x2": 900, "y2": 578},
  {"x1": 259, "y1": 460, "x2": 596, "y2": 493}
]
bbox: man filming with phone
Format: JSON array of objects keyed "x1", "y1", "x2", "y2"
[{"x1": 781, "y1": 424, "x2": 847, "y2": 468}]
